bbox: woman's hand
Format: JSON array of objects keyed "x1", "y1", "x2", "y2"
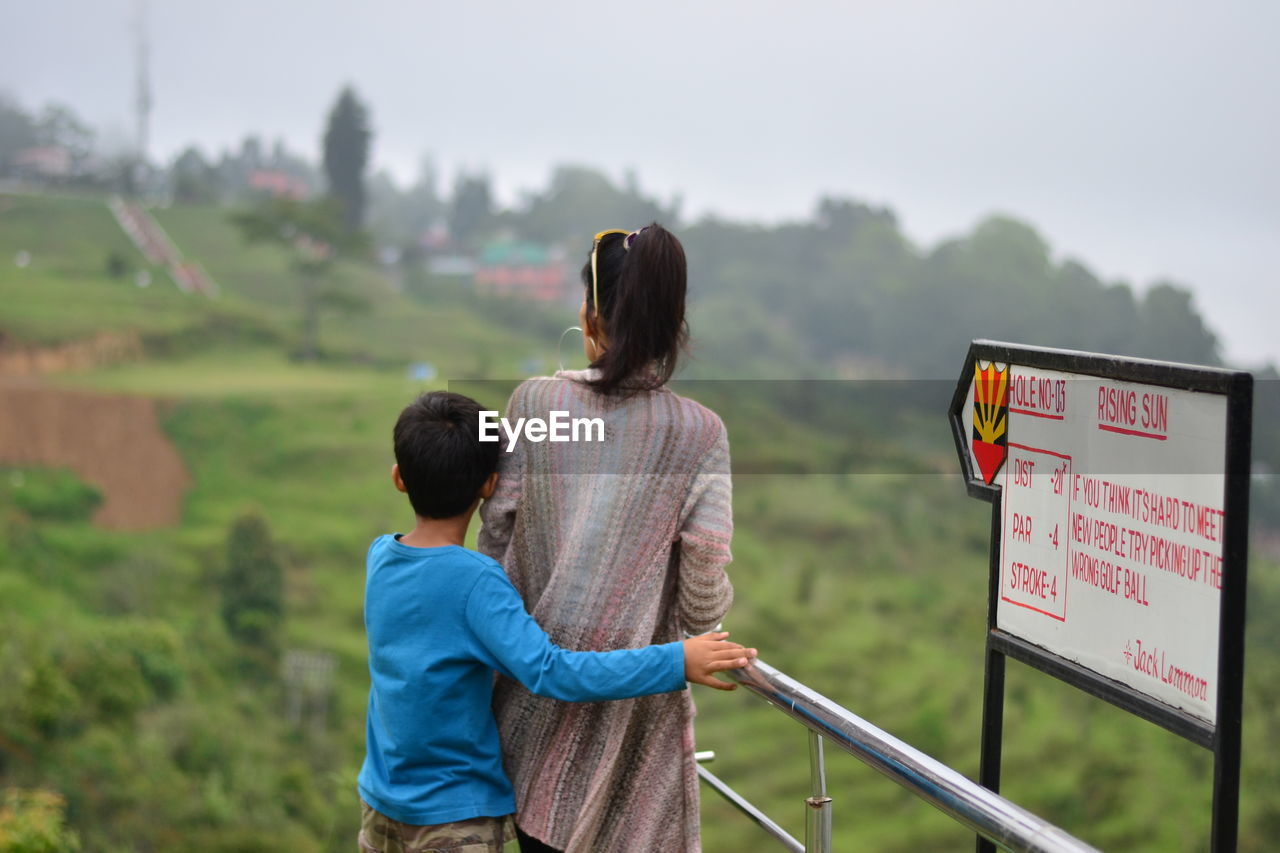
[{"x1": 681, "y1": 632, "x2": 756, "y2": 691}]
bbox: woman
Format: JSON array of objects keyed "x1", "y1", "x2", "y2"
[{"x1": 478, "y1": 224, "x2": 734, "y2": 853}]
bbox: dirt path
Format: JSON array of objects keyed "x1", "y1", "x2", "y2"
[{"x1": 0, "y1": 380, "x2": 191, "y2": 530}]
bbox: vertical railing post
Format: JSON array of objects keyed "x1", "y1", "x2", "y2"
[{"x1": 805, "y1": 730, "x2": 833, "y2": 852}]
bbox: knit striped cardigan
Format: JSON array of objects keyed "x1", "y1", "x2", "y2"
[{"x1": 478, "y1": 369, "x2": 734, "y2": 853}]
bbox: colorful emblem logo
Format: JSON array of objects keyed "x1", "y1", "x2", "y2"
[{"x1": 972, "y1": 362, "x2": 1009, "y2": 484}]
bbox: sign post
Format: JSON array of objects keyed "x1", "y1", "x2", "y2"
[{"x1": 949, "y1": 340, "x2": 1252, "y2": 852}]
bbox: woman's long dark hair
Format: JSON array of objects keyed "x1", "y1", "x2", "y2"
[{"x1": 582, "y1": 222, "x2": 689, "y2": 395}]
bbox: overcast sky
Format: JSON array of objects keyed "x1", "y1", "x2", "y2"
[{"x1": 5, "y1": 0, "x2": 1277, "y2": 366}]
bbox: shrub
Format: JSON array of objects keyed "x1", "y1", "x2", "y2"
[
  {"x1": 0, "y1": 788, "x2": 81, "y2": 853},
  {"x1": 2, "y1": 470, "x2": 101, "y2": 524},
  {"x1": 220, "y1": 512, "x2": 284, "y2": 677}
]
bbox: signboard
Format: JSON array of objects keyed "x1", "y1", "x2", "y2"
[
  {"x1": 950, "y1": 340, "x2": 1252, "y2": 853},
  {"x1": 960, "y1": 362, "x2": 1228, "y2": 721}
]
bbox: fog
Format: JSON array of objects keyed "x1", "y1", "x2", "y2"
[{"x1": 4, "y1": 0, "x2": 1277, "y2": 364}]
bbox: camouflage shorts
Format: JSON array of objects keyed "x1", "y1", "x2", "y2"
[{"x1": 358, "y1": 801, "x2": 515, "y2": 853}]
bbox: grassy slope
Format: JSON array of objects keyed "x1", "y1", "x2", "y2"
[
  {"x1": 1, "y1": 193, "x2": 1276, "y2": 851},
  {"x1": 0, "y1": 193, "x2": 210, "y2": 343},
  {"x1": 153, "y1": 203, "x2": 555, "y2": 374}
]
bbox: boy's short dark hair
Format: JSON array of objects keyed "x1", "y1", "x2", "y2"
[{"x1": 393, "y1": 391, "x2": 499, "y2": 519}]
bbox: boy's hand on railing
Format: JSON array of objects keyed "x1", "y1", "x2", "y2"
[{"x1": 682, "y1": 632, "x2": 757, "y2": 691}]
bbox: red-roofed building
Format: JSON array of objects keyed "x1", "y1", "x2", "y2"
[
  {"x1": 12, "y1": 146, "x2": 74, "y2": 180},
  {"x1": 248, "y1": 169, "x2": 308, "y2": 200},
  {"x1": 474, "y1": 242, "x2": 569, "y2": 302}
]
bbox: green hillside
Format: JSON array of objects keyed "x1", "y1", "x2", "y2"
[
  {"x1": 153, "y1": 203, "x2": 549, "y2": 371},
  {"x1": 0, "y1": 192, "x2": 1276, "y2": 851},
  {"x1": 0, "y1": 193, "x2": 211, "y2": 344}
]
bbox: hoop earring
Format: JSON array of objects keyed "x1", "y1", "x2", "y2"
[{"x1": 557, "y1": 326, "x2": 584, "y2": 373}]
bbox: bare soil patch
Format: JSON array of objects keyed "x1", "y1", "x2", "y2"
[{"x1": 0, "y1": 381, "x2": 190, "y2": 530}]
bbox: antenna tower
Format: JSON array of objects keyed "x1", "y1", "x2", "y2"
[{"x1": 134, "y1": 0, "x2": 152, "y2": 167}]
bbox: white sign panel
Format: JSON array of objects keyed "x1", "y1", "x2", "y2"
[{"x1": 962, "y1": 363, "x2": 1227, "y2": 723}]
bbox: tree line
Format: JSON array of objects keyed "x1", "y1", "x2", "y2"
[{"x1": 2, "y1": 87, "x2": 1235, "y2": 380}]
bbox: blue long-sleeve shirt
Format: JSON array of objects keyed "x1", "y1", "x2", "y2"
[{"x1": 357, "y1": 535, "x2": 686, "y2": 826}]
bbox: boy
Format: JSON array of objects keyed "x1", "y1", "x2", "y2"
[{"x1": 357, "y1": 391, "x2": 754, "y2": 852}]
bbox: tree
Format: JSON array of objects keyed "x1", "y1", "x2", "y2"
[
  {"x1": 509, "y1": 165, "x2": 678, "y2": 246},
  {"x1": 239, "y1": 135, "x2": 265, "y2": 171},
  {"x1": 1136, "y1": 282, "x2": 1220, "y2": 365},
  {"x1": 34, "y1": 104, "x2": 94, "y2": 165},
  {"x1": 170, "y1": 146, "x2": 217, "y2": 204},
  {"x1": 0, "y1": 95, "x2": 38, "y2": 172},
  {"x1": 448, "y1": 172, "x2": 493, "y2": 248},
  {"x1": 231, "y1": 196, "x2": 369, "y2": 359},
  {"x1": 221, "y1": 512, "x2": 284, "y2": 676},
  {"x1": 0, "y1": 97, "x2": 95, "y2": 179},
  {"x1": 367, "y1": 155, "x2": 444, "y2": 246},
  {"x1": 0, "y1": 789, "x2": 82, "y2": 852},
  {"x1": 322, "y1": 86, "x2": 372, "y2": 233}
]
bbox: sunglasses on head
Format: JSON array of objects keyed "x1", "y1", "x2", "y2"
[{"x1": 589, "y1": 227, "x2": 649, "y2": 319}]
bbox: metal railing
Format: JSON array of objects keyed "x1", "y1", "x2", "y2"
[{"x1": 697, "y1": 660, "x2": 1101, "y2": 853}]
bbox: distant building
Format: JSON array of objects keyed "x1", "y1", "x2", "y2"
[
  {"x1": 474, "y1": 242, "x2": 568, "y2": 302},
  {"x1": 247, "y1": 169, "x2": 308, "y2": 200},
  {"x1": 11, "y1": 146, "x2": 74, "y2": 180}
]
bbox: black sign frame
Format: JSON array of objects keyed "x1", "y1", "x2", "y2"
[{"x1": 948, "y1": 340, "x2": 1253, "y2": 853}]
